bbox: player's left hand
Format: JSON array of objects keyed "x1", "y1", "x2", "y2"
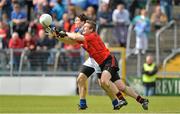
[{"x1": 59, "y1": 31, "x2": 67, "y2": 38}]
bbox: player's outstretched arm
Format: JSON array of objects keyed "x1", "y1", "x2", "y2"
[
  {"x1": 57, "y1": 36, "x2": 78, "y2": 45},
  {"x1": 66, "y1": 32, "x2": 85, "y2": 41},
  {"x1": 39, "y1": 13, "x2": 79, "y2": 45},
  {"x1": 49, "y1": 30, "x2": 78, "y2": 45}
]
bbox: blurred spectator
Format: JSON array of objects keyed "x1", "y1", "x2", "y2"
[
  {"x1": 109, "y1": 0, "x2": 126, "y2": 10},
  {"x1": 64, "y1": 21, "x2": 81, "y2": 70},
  {"x1": 59, "y1": 13, "x2": 71, "y2": 31},
  {"x1": 150, "y1": 5, "x2": 168, "y2": 31},
  {"x1": 142, "y1": 55, "x2": 158, "y2": 96},
  {"x1": 97, "y1": 2, "x2": 112, "y2": 29},
  {"x1": 1, "y1": 13, "x2": 11, "y2": 44},
  {"x1": 174, "y1": 0, "x2": 180, "y2": 5},
  {"x1": 49, "y1": 0, "x2": 56, "y2": 7},
  {"x1": 35, "y1": 29, "x2": 49, "y2": 71},
  {"x1": 2, "y1": 9, "x2": 11, "y2": 41},
  {"x1": 12, "y1": 0, "x2": 26, "y2": 7},
  {"x1": 129, "y1": 0, "x2": 147, "y2": 20},
  {"x1": 28, "y1": 2, "x2": 45, "y2": 38},
  {"x1": 34, "y1": 3, "x2": 45, "y2": 20},
  {"x1": 46, "y1": 35, "x2": 57, "y2": 65},
  {"x1": 70, "y1": 0, "x2": 87, "y2": 10},
  {"x1": 33, "y1": 0, "x2": 50, "y2": 14},
  {"x1": 23, "y1": 32, "x2": 36, "y2": 70},
  {"x1": 23, "y1": 32, "x2": 36, "y2": 51},
  {"x1": 132, "y1": 9, "x2": 150, "y2": 54},
  {"x1": 2, "y1": 12, "x2": 11, "y2": 26},
  {"x1": 50, "y1": 0, "x2": 69, "y2": 10},
  {"x1": 112, "y1": 3, "x2": 130, "y2": 47},
  {"x1": 0, "y1": 0, "x2": 12, "y2": 20},
  {"x1": 8, "y1": 32, "x2": 23, "y2": 70},
  {"x1": 8, "y1": 32, "x2": 23, "y2": 48},
  {"x1": 97, "y1": 2, "x2": 113, "y2": 46},
  {"x1": 85, "y1": 6, "x2": 96, "y2": 21},
  {"x1": 67, "y1": 4, "x2": 77, "y2": 24},
  {"x1": 33, "y1": 0, "x2": 48, "y2": 6},
  {"x1": 87, "y1": 0, "x2": 99, "y2": 11},
  {"x1": 11, "y1": 2, "x2": 28, "y2": 38},
  {"x1": 33, "y1": 0, "x2": 48, "y2": 9},
  {"x1": 28, "y1": 21, "x2": 44, "y2": 40},
  {"x1": 64, "y1": 43, "x2": 81, "y2": 71},
  {"x1": 0, "y1": 21, "x2": 7, "y2": 48},
  {"x1": 160, "y1": 0, "x2": 173, "y2": 22},
  {"x1": 49, "y1": 0, "x2": 57, "y2": 7},
  {"x1": 51, "y1": 0, "x2": 65, "y2": 21},
  {"x1": 25, "y1": 0, "x2": 33, "y2": 21}
]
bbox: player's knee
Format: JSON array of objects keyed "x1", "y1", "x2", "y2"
[
  {"x1": 77, "y1": 73, "x2": 87, "y2": 85},
  {"x1": 100, "y1": 78, "x2": 109, "y2": 88},
  {"x1": 100, "y1": 74, "x2": 111, "y2": 87}
]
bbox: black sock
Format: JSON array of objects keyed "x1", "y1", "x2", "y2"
[
  {"x1": 136, "y1": 95, "x2": 145, "y2": 104},
  {"x1": 116, "y1": 92, "x2": 125, "y2": 100}
]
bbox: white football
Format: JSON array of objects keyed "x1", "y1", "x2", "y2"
[{"x1": 39, "y1": 14, "x2": 52, "y2": 27}]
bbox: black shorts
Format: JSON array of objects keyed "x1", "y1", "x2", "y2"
[
  {"x1": 99, "y1": 55, "x2": 120, "y2": 82},
  {"x1": 79, "y1": 65, "x2": 95, "y2": 78},
  {"x1": 80, "y1": 65, "x2": 102, "y2": 79}
]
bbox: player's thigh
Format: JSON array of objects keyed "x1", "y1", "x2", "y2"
[
  {"x1": 100, "y1": 70, "x2": 112, "y2": 84},
  {"x1": 100, "y1": 55, "x2": 120, "y2": 83}
]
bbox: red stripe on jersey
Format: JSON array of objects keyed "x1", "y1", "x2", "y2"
[{"x1": 111, "y1": 55, "x2": 115, "y2": 67}]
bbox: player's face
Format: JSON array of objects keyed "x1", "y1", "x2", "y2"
[
  {"x1": 75, "y1": 17, "x2": 83, "y2": 28},
  {"x1": 82, "y1": 23, "x2": 93, "y2": 34}
]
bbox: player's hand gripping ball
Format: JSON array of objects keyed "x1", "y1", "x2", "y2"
[{"x1": 39, "y1": 14, "x2": 52, "y2": 27}]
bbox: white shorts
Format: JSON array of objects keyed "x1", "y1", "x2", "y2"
[{"x1": 83, "y1": 57, "x2": 101, "y2": 74}]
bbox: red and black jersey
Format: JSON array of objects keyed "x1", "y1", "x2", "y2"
[{"x1": 79, "y1": 32, "x2": 110, "y2": 64}]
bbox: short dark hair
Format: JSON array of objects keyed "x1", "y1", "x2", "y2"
[
  {"x1": 86, "y1": 20, "x2": 96, "y2": 32},
  {"x1": 77, "y1": 13, "x2": 88, "y2": 22},
  {"x1": 13, "y1": 1, "x2": 20, "y2": 5}
]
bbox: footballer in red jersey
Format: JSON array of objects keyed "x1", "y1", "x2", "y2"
[
  {"x1": 65, "y1": 20, "x2": 149, "y2": 110},
  {"x1": 50, "y1": 19, "x2": 149, "y2": 110}
]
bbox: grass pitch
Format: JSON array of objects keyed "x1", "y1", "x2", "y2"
[{"x1": 0, "y1": 95, "x2": 180, "y2": 113}]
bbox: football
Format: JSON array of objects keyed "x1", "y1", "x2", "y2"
[{"x1": 39, "y1": 13, "x2": 52, "y2": 27}]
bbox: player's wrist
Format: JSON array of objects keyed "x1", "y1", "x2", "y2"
[{"x1": 66, "y1": 32, "x2": 75, "y2": 39}]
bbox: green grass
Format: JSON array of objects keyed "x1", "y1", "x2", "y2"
[{"x1": 0, "y1": 95, "x2": 180, "y2": 113}]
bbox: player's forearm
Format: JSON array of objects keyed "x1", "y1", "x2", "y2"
[
  {"x1": 66, "y1": 32, "x2": 84, "y2": 41},
  {"x1": 57, "y1": 36, "x2": 78, "y2": 45}
]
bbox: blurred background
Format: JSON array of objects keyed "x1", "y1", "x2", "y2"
[{"x1": 0, "y1": 0, "x2": 179, "y2": 97}]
